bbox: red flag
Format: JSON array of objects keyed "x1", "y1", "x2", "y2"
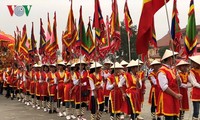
[
  {"x1": 136, "y1": 0, "x2": 169, "y2": 55},
  {"x1": 171, "y1": 0, "x2": 181, "y2": 52},
  {"x1": 93, "y1": 0, "x2": 105, "y2": 44},
  {"x1": 62, "y1": 1, "x2": 77, "y2": 50},
  {"x1": 49, "y1": 12, "x2": 59, "y2": 64},
  {"x1": 124, "y1": 0, "x2": 133, "y2": 36},
  {"x1": 19, "y1": 25, "x2": 29, "y2": 62},
  {"x1": 99, "y1": 15, "x2": 111, "y2": 58},
  {"x1": 110, "y1": 0, "x2": 121, "y2": 53},
  {"x1": 39, "y1": 18, "x2": 46, "y2": 56},
  {"x1": 45, "y1": 13, "x2": 52, "y2": 54},
  {"x1": 29, "y1": 22, "x2": 37, "y2": 54}
]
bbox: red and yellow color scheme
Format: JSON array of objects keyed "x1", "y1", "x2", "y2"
[
  {"x1": 157, "y1": 65, "x2": 180, "y2": 116},
  {"x1": 190, "y1": 69, "x2": 200, "y2": 101}
]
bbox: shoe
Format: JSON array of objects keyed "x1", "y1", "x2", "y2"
[
  {"x1": 24, "y1": 102, "x2": 27, "y2": 105},
  {"x1": 32, "y1": 105, "x2": 36, "y2": 108},
  {"x1": 53, "y1": 110, "x2": 58, "y2": 113},
  {"x1": 27, "y1": 102, "x2": 30, "y2": 106},
  {"x1": 49, "y1": 110, "x2": 53, "y2": 114},
  {"x1": 71, "y1": 115, "x2": 76, "y2": 119},
  {"x1": 44, "y1": 108, "x2": 47, "y2": 112},
  {"x1": 137, "y1": 116, "x2": 144, "y2": 120},
  {"x1": 11, "y1": 97, "x2": 14, "y2": 100},
  {"x1": 120, "y1": 114, "x2": 125, "y2": 119},
  {"x1": 63, "y1": 111, "x2": 66, "y2": 116},
  {"x1": 18, "y1": 99, "x2": 21, "y2": 102},
  {"x1": 80, "y1": 116, "x2": 86, "y2": 120},
  {"x1": 37, "y1": 106, "x2": 41, "y2": 110},
  {"x1": 66, "y1": 115, "x2": 71, "y2": 120},
  {"x1": 58, "y1": 112, "x2": 64, "y2": 117}
]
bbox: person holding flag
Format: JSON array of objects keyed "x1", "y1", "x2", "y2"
[{"x1": 156, "y1": 49, "x2": 182, "y2": 120}]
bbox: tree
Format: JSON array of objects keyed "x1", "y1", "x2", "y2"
[
  {"x1": 116, "y1": 21, "x2": 137, "y2": 62},
  {"x1": 158, "y1": 46, "x2": 169, "y2": 57}
]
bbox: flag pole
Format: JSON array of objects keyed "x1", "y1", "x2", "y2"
[
  {"x1": 164, "y1": 0, "x2": 182, "y2": 115},
  {"x1": 128, "y1": 31, "x2": 131, "y2": 61},
  {"x1": 164, "y1": 0, "x2": 176, "y2": 64}
]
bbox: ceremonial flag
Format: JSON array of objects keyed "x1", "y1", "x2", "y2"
[
  {"x1": 45, "y1": 13, "x2": 52, "y2": 55},
  {"x1": 149, "y1": 19, "x2": 157, "y2": 48},
  {"x1": 62, "y1": 1, "x2": 77, "y2": 50},
  {"x1": 184, "y1": 0, "x2": 197, "y2": 56},
  {"x1": 75, "y1": 6, "x2": 86, "y2": 55},
  {"x1": 92, "y1": 0, "x2": 105, "y2": 44},
  {"x1": 15, "y1": 26, "x2": 21, "y2": 53},
  {"x1": 124, "y1": 0, "x2": 133, "y2": 36},
  {"x1": 29, "y1": 22, "x2": 37, "y2": 54},
  {"x1": 110, "y1": 0, "x2": 121, "y2": 53},
  {"x1": 171, "y1": 0, "x2": 181, "y2": 52},
  {"x1": 49, "y1": 12, "x2": 59, "y2": 63},
  {"x1": 82, "y1": 19, "x2": 95, "y2": 59},
  {"x1": 136, "y1": 0, "x2": 169, "y2": 55},
  {"x1": 99, "y1": 15, "x2": 111, "y2": 58},
  {"x1": 19, "y1": 25, "x2": 29, "y2": 61},
  {"x1": 39, "y1": 18, "x2": 46, "y2": 56}
]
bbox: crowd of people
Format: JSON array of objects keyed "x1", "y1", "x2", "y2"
[{"x1": 0, "y1": 49, "x2": 200, "y2": 120}]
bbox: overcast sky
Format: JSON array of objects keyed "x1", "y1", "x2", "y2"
[{"x1": 0, "y1": 0, "x2": 200, "y2": 50}]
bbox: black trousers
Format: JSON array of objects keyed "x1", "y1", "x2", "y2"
[
  {"x1": 90, "y1": 96, "x2": 104, "y2": 114},
  {"x1": 193, "y1": 101, "x2": 200, "y2": 118},
  {"x1": 151, "y1": 93, "x2": 156, "y2": 113},
  {"x1": 164, "y1": 116, "x2": 178, "y2": 120},
  {"x1": 5, "y1": 84, "x2": 11, "y2": 98},
  {"x1": 0, "y1": 82, "x2": 3, "y2": 94}
]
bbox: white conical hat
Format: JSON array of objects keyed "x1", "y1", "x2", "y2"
[
  {"x1": 65, "y1": 62, "x2": 71, "y2": 66},
  {"x1": 104, "y1": 58, "x2": 113, "y2": 65},
  {"x1": 33, "y1": 62, "x2": 42, "y2": 68},
  {"x1": 161, "y1": 49, "x2": 178, "y2": 61},
  {"x1": 76, "y1": 56, "x2": 87, "y2": 64},
  {"x1": 150, "y1": 60, "x2": 161, "y2": 66},
  {"x1": 189, "y1": 55, "x2": 200, "y2": 65},
  {"x1": 120, "y1": 60, "x2": 128, "y2": 66},
  {"x1": 135, "y1": 59, "x2": 143, "y2": 64},
  {"x1": 49, "y1": 64, "x2": 56, "y2": 67},
  {"x1": 126, "y1": 60, "x2": 139, "y2": 68},
  {"x1": 90, "y1": 62, "x2": 102, "y2": 69},
  {"x1": 176, "y1": 60, "x2": 190, "y2": 67},
  {"x1": 110, "y1": 62, "x2": 123, "y2": 69},
  {"x1": 71, "y1": 63, "x2": 76, "y2": 68},
  {"x1": 57, "y1": 57, "x2": 65, "y2": 66}
]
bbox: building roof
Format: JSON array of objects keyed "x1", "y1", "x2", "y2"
[{"x1": 157, "y1": 25, "x2": 200, "y2": 47}]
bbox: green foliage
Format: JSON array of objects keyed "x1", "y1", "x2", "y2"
[
  {"x1": 158, "y1": 46, "x2": 169, "y2": 57},
  {"x1": 116, "y1": 21, "x2": 137, "y2": 62}
]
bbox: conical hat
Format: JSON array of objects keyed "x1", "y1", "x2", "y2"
[
  {"x1": 150, "y1": 60, "x2": 161, "y2": 66},
  {"x1": 161, "y1": 49, "x2": 178, "y2": 61},
  {"x1": 75, "y1": 56, "x2": 87, "y2": 64},
  {"x1": 90, "y1": 62, "x2": 102, "y2": 69},
  {"x1": 49, "y1": 64, "x2": 56, "y2": 67},
  {"x1": 71, "y1": 63, "x2": 76, "y2": 68},
  {"x1": 127, "y1": 60, "x2": 139, "y2": 68},
  {"x1": 135, "y1": 59, "x2": 143, "y2": 64},
  {"x1": 120, "y1": 60, "x2": 128, "y2": 66},
  {"x1": 110, "y1": 62, "x2": 123, "y2": 69},
  {"x1": 189, "y1": 55, "x2": 200, "y2": 65},
  {"x1": 176, "y1": 60, "x2": 190, "y2": 67},
  {"x1": 57, "y1": 57, "x2": 65, "y2": 66},
  {"x1": 104, "y1": 58, "x2": 113, "y2": 65}
]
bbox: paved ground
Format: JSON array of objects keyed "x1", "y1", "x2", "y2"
[{"x1": 0, "y1": 81, "x2": 194, "y2": 120}]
